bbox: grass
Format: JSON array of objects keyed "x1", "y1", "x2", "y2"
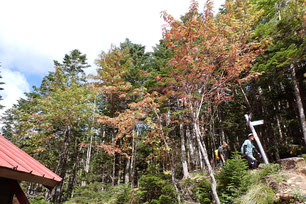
[{"x1": 237, "y1": 183, "x2": 275, "y2": 204}]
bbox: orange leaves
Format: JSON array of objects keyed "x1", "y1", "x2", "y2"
[
  {"x1": 119, "y1": 93, "x2": 126, "y2": 99},
  {"x1": 98, "y1": 143, "x2": 123, "y2": 157},
  {"x1": 160, "y1": 0, "x2": 265, "y2": 119},
  {"x1": 95, "y1": 92, "x2": 161, "y2": 156},
  {"x1": 155, "y1": 75, "x2": 162, "y2": 81},
  {"x1": 32, "y1": 147, "x2": 46, "y2": 153},
  {"x1": 34, "y1": 134, "x2": 55, "y2": 144}
]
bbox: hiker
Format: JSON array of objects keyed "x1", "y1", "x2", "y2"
[
  {"x1": 241, "y1": 133, "x2": 262, "y2": 169},
  {"x1": 215, "y1": 142, "x2": 228, "y2": 167}
]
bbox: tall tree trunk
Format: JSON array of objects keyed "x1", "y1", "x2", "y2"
[
  {"x1": 170, "y1": 155, "x2": 181, "y2": 204},
  {"x1": 81, "y1": 133, "x2": 93, "y2": 186},
  {"x1": 48, "y1": 126, "x2": 71, "y2": 203},
  {"x1": 112, "y1": 130, "x2": 116, "y2": 186},
  {"x1": 209, "y1": 112, "x2": 217, "y2": 167},
  {"x1": 125, "y1": 158, "x2": 130, "y2": 184},
  {"x1": 221, "y1": 130, "x2": 226, "y2": 144},
  {"x1": 193, "y1": 121, "x2": 220, "y2": 204},
  {"x1": 101, "y1": 164, "x2": 105, "y2": 191},
  {"x1": 198, "y1": 145, "x2": 204, "y2": 170},
  {"x1": 153, "y1": 108, "x2": 181, "y2": 203},
  {"x1": 218, "y1": 109, "x2": 227, "y2": 143},
  {"x1": 130, "y1": 130, "x2": 136, "y2": 188},
  {"x1": 239, "y1": 82, "x2": 252, "y2": 114},
  {"x1": 112, "y1": 154, "x2": 116, "y2": 186},
  {"x1": 179, "y1": 116, "x2": 189, "y2": 178},
  {"x1": 186, "y1": 125, "x2": 195, "y2": 170},
  {"x1": 117, "y1": 155, "x2": 121, "y2": 185},
  {"x1": 66, "y1": 140, "x2": 81, "y2": 199},
  {"x1": 276, "y1": 101, "x2": 284, "y2": 141},
  {"x1": 271, "y1": 100, "x2": 282, "y2": 161},
  {"x1": 291, "y1": 64, "x2": 306, "y2": 144}
]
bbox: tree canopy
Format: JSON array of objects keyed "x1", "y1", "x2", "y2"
[{"x1": 1, "y1": 1, "x2": 305, "y2": 203}]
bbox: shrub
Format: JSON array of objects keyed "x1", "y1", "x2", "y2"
[
  {"x1": 216, "y1": 152, "x2": 248, "y2": 188},
  {"x1": 216, "y1": 151, "x2": 248, "y2": 203},
  {"x1": 64, "y1": 182, "x2": 105, "y2": 204},
  {"x1": 258, "y1": 163, "x2": 281, "y2": 178},
  {"x1": 159, "y1": 194, "x2": 175, "y2": 204},
  {"x1": 138, "y1": 173, "x2": 177, "y2": 204},
  {"x1": 179, "y1": 171, "x2": 213, "y2": 203},
  {"x1": 216, "y1": 153, "x2": 282, "y2": 204},
  {"x1": 237, "y1": 164, "x2": 282, "y2": 204},
  {"x1": 194, "y1": 179, "x2": 212, "y2": 204},
  {"x1": 64, "y1": 183, "x2": 131, "y2": 204},
  {"x1": 29, "y1": 196, "x2": 51, "y2": 204}
]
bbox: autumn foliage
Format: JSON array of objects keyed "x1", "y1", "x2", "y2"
[
  {"x1": 161, "y1": 0, "x2": 264, "y2": 111},
  {"x1": 2, "y1": 0, "x2": 305, "y2": 203}
]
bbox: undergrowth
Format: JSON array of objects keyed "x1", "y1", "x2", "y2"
[
  {"x1": 63, "y1": 155, "x2": 284, "y2": 204},
  {"x1": 215, "y1": 152, "x2": 280, "y2": 204},
  {"x1": 137, "y1": 173, "x2": 177, "y2": 204},
  {"x1": 64, "y1": 182, "x2": 131, "y2": 204}
]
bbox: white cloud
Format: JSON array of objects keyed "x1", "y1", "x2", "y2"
[
  {"x1": 0, "y1": 0, "x2": 224, "y2": 75},
  {"x1": 0, "y1": 68, "x2": 30, "y2": 114},
  {"x1": 0, "y1": 38, "x2": 54, "y2": 75},
  {"x1": 0, "y1": 0, "x2": 225, "y2": 114}
]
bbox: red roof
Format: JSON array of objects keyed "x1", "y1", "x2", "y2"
[{"x1": 0, "y1": 135, "x2": 62, "y2": 188}]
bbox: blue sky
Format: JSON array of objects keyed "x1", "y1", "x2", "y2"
[{"x1": 0, "y1": 0, "x2": 224, "y2": 114}]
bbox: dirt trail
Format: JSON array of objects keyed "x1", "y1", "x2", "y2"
[{"x1": 272, "y1": 157, "x2": 306, "y2": 203}]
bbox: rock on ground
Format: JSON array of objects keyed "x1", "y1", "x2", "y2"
[{"x1": 273, "y1": 157, "x2": 306, "y2": 203}]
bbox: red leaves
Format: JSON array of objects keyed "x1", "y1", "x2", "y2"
[
  {"x1": 119, "y1": 93, "x2": 126, "y2": 99},
  {"x1": 98, "y1": 143, "x2": 122, "y2": 156},
  {"x1": 78, "y1": 142, "x2": 89, "y2": 148},
  {"x1": 155, "y1": 76, "x2": 162, "y2": 81},
  {"x1": 160, "y1": 0, "x2": 264, "y2": 121}
]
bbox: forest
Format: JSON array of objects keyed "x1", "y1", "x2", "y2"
[{"x1": 0, "y1": 0, "x2": 305, "y2": 203}]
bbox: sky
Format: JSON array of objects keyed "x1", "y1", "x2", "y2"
[{"x1": 0, "y1": 0, "x2": 224, "y2": 114}]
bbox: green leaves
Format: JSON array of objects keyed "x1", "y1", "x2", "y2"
[{"x1": 138, "y1": 173, "x2": 177, "y2": 204}]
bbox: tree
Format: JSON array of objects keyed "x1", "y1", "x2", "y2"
[
  {"x1": 119, "y1": 38, "x2": 150, "y2": 88},
  {"x1": 0, "y1": 50, "x2": 94, "y2": 203},
  {"x1": 93, "y1": 46, "x2": 166, "y2": 188},
  {"x1": 161, "y1": 1, "x2": 264, "y2": 203},
  {"x1": 35, "y1": 69, "x2": 95, "y2": 202},
  {"x1": 252, "y1": 0, "x2": 306, "y2": 144},
  {"x1": 54, "y1": 49, "x2": 90, "y2": 77}
]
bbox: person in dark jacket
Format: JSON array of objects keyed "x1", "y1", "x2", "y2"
[{"x1": 217, "y1": 142, "x2": 228, "y2": 167}]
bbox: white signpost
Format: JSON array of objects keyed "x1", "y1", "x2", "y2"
[{"x1": 244, "y1": 114, "x2": 269, "y2": 164}]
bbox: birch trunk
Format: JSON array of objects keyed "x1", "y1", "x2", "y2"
[
  {"x1": 125, "y1": 158, "x2": 130, "y2": 184},
  {"x1": 186, "y1": 125, "x2": 195, "y2": 170},
  {"x1": 193, "y1": 121, "x2": 220, "y2": 204},
  {"x1": 112, "y1": 131, "x2": 116, "y2": 186},
  {"x1": 81, "y1": 133, "x2": 93, "y2": 186},
  {"x1": 117, "y1": 155, "x2": 121, "y2": 185},
  {"x1": 112, "y1": 155, "x2": 116, "y2": 186},
  {"x1": 130, "y1": 130, "x2": 136, "y2": 188},
  {"x1": 198, "y1": 146, "x2": 204, "y2": 170},
  {"x1": 179, "y1": 118, "x2": 189, "y2": 178},
  {"x1": 291, "y1": 64, "x2": 306, "y2": 144}
]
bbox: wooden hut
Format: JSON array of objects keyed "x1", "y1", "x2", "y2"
[{"x1": 0, "y1": 135, "x2": 62, "y2": 204}]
